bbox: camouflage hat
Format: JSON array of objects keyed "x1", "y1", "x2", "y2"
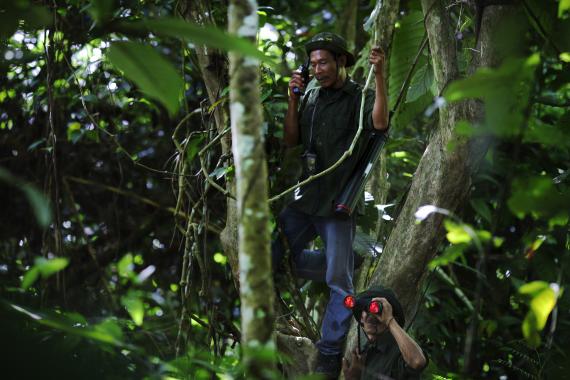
[{"x1": 304, "y1": 32, "x2": 356, "y2": 67}]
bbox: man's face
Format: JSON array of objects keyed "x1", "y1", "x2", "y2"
[
  {"x1": 360, "y1": 311, "x2": 387, "y2": 338},
  {"x1": 309, "y1": 49, "x2": 345, "y2": 88}
]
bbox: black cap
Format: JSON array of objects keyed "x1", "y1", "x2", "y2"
[
  {"x1": 352, "y1": 286, "x2": 406, "y2": 327},
  {"x1": 304, "y1": 32, "x2": 356, "y2": 67}
]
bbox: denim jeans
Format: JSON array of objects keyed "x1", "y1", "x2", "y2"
[{"x1": 272, "y1": 206, "x2": 356, "y2": 355}]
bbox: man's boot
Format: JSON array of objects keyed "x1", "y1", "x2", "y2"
[{"x1": 314, "y1": 351, "x2": 342, "y2": 379}]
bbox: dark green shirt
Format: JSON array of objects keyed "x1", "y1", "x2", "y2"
[
  {"x1": 360, "y1": 333, "x2": 427, "y2": 380},
  {"x1": 289, "y1": 77, "x2": 381, "y2": 217}
]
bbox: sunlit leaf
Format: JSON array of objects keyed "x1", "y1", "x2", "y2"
[
  {"x1": 444, "y1": 220, "x2": 472, "y2": 244},
  {"x1": 428, "y1": 244, "x2": 465, "y2": 269},
  {"x1": 121, "y1": 291, "x2": 145, "y2": 326},
  {"x1": 519, "y1": 281, "x2": 549, "y2": 296},
  {"x1": 21, "y1": 267, "x2": 40, "y2": 289},
  {"x1": 559, "y1": 0, "x2": 570, "y2": 18},
  {"x1": 107, "y1": 41, "x2": 183, "y2": 115},
  {"x1": 519, "y1": 282, "x2": 560, "y2": 347},
  {"x1": 117, "y1": 253, "x2": 134, "y2": 278},
  {"x1": 21, "y1": 257, "x2": 69, "y2": 289},
  {"x1": 35, "y1": 257, "x2": 69, "y2": 277}
]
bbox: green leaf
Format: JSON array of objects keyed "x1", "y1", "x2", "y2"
[
  {"x1": 35, "y1": 257, "x2": 69, "y2": 277},
  {"x1": 121, "y1": 291, "x2": 145, "y2": 326},
  {"x1": 388, "y1": 11, "x2": 426, "y2": 110},
  {"x1": 21, "y1": 184, "x2": 52, "y2": 228},
  {"x1": 428, "y1": 244, "x2": 465, "y2": 269},
  {"x1": 117, "y1": 253, "x2": 134, "y2": 278},
  {"x1": 519, "y1": 281, "x2": 549, "y2": 296},
  {"x1": 21, "y1": 267, "x2": 40, "y2": 289},
  {"x1": 120, "y1": 18, "x2": 275, "y2": 66},
  {"x1": 107, "y1": 41, "x2": 183, "y2": 115},
  {"x1": 21, "y1": 257, "x2": 69, "y2": 289},
  {"x1": 559, "y1": 0, "x2": 570, "y2": 17},
  {"x1": 444, "y1": 220, "x2": 472, "y2": 244},
  {"x1": 519, "y1": 282, "x2": 560, "y2": 347},
  {"x1": 185, "y1": 134, "x2": 205, "y2": 164},
  {"x1": 406, "y1": 58, "x2": 434, "y2": 103}
]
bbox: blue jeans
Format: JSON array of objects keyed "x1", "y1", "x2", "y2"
[{"x1": 272, "y1": 206, "x2": 356, "y2": 355}]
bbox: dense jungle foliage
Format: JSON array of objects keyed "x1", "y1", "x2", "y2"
[{"x1": 1, "y1": 0, "x2": 569, "y2": 379}]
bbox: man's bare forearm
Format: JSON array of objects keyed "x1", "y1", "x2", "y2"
[
  {"x1": 388, "y1": 320, "x2": 427, "y2": 370},
  {"x1": 372, "y1": 70, "x2": 389, "y2": 131}
]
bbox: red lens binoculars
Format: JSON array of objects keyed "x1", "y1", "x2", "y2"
[{"x1": 343, "y1": 294, "x2": 382, "y2": 315}]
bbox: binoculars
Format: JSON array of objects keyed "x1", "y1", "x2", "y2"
[{"x1": 343, "y1": 294, "x2": 382, "y2": 315}]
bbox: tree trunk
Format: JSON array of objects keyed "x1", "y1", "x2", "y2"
[
  {"x1": 368, "y1": 2, "x2": 512, "y2": 320},
  {"x1": 228, "y1": 0, "x2": 275, "y2": 378},
  {"x1": 183, "y1": 0, "x2": 240, "y2": 285}
]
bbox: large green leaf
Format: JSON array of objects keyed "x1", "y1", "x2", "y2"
[
  {"x1": 119, "y1": 18, "x2": 275, "y2": 66},
  {"x1": 107, "y1": 41, "x2": 183, "y2": 116},
  {"x1": 519, "y1": 281, "x2": 561, "y2": 347},
  {"x1": 21, "y1": 257, "x2": 69, "y2": 289},
  {"x1": 405, "y1": 56, "x2": 434, "y2": 103},
  {"x1": 388, "y1": 11, "x2": 426, "y2": 110}
]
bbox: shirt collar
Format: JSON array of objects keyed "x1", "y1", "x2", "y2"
[{"x1": 313, "y1": 77, "x2": 359, "y2": 96}]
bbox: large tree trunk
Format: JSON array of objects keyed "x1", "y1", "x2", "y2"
[
  {"x1": 368, "y1": 2, "x2": 512, "y2": 319},
  {"x1": 228, "y1": 0, "x2": 275, "y2": 378}
]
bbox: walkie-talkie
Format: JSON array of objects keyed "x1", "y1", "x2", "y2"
[{"x1": 293, "y1": 59, "x2": 310, "y2": 95}]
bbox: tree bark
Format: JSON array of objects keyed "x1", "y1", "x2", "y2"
[
  {"x1": 228, "y1": 0, "x2": 275, "y2": 377},
  {"x1": 368, "y1": 1, "x2": 512, "y2": 320}
]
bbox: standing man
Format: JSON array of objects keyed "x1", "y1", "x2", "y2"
[
  {"x1": 342, "y1": 286, "x2": 428, "y2": 379},
  {"x1": 272, "y1": 32, "x2": 389, "y2": 378}
]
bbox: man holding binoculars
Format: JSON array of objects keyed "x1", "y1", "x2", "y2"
[
  {"x1": 272, "y1": 31, "x2": 389, "y2": 377},
  {"x1": 343, "y1": 286, "x2": 428, "y2": 380}
]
